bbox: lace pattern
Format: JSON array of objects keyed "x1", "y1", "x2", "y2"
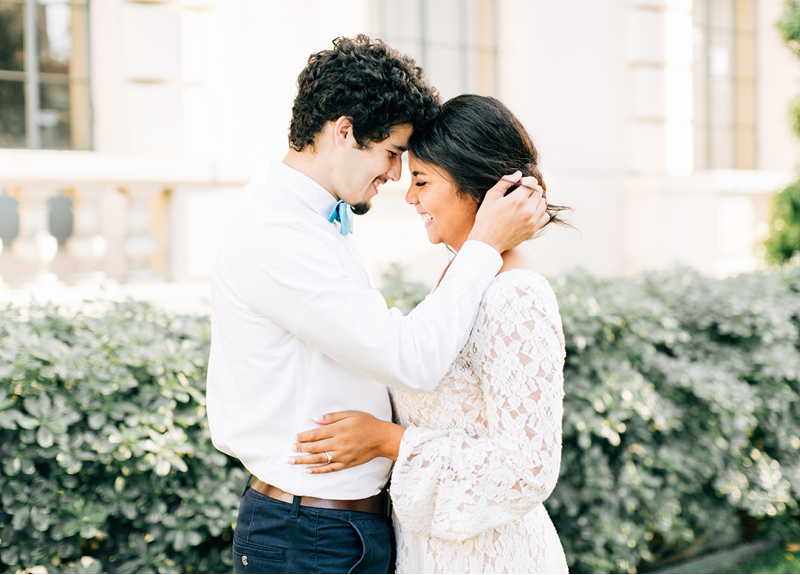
[{"x1": 390, "y1": 270, "x2": 568, "y2": 574}]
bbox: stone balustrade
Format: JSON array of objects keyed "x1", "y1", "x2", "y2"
[
  {"x1": 0, "y1": 182, "x2": 169, "y2": 289},
  {"x1": 0, "y1": 149, "x2": 250, "y2": 291}
]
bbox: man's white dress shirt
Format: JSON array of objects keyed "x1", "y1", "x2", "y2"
[{"x1": 206, "y1": 161, "x2": 502, "y2": 500}]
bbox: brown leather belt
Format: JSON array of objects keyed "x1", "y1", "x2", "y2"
[{"x1": 249, "y1": 478, "x2": 383, "y2": 514}]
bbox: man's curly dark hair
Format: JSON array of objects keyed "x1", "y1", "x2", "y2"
[{"x1": 289, "y1": 35, "x2": 440, "y2": 151}]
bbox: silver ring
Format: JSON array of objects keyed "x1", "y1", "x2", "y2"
[{"x1": 325, "y1": 450, "x2": 332, "y2": 463}]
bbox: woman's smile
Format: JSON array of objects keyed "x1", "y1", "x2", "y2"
[{"x1": 406, "y1": 155, "x2": 477, "y2": 251}]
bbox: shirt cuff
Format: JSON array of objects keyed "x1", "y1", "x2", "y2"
[{"x1": 447, "y1": 240, "x2": 503, "y2": 280}]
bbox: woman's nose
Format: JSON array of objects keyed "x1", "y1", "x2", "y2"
[{"x1": 405, "y1": 184, "x2": 417, "y2": 205}]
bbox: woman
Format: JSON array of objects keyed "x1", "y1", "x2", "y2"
[{"x1": 292, "y1": 95, "x2": 570, "y2": 573}]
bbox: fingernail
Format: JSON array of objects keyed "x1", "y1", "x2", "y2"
[
  {"x1": 291, "y1": 443, "x2": 299, "y2": 451},
  {"x1": 304, "y1": 468, "x2": 313, "y2": 474},
  {"x1": 287, "y1": 457, "x2": 295, "y2": 464},
  {"x1": 312, "y1": 415, "x2": 323, "y2": 423}
]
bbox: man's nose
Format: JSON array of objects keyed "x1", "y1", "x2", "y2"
[{"x1": 386, "y1": 156, "x2": 402, "y2": 182}]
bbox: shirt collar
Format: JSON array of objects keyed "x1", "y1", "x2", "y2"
[{"x1": 268, "y1": 160, "x2": 338, "y2": 220}]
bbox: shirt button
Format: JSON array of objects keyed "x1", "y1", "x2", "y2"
[{"x1": 241, "y1": 556, "x2": 249, "y2": 566}]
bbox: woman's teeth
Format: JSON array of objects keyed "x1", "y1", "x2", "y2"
[{"x1": 420, "y1": 214, "x2": 432, "y2": 223}]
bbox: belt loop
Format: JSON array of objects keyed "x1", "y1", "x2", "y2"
[
  {"x1": 289, "y1": 495, "x2": 301, "y2": 518},
  {"x1": 242, "y1": 474, "x2": 253, "y2": 497}
]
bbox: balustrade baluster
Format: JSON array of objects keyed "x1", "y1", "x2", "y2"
[
  {"x1": 10, "y1": 186, "x2": 59, "y2": 287},
  {"x1": 122, "y1": 185, "x2": 162, "y2": 283},
  {"x1": 66, "y1": 185, "x2": 107, "y2": 284}
]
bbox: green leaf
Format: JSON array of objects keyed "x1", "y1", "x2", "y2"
[
  {"x1": 154, "y1": 457, "x2": 171, "y2": 476},
  {"x1": 0, "y1": 545, "x2": 19, "y2": 566},
  {"x1": 185, "y1": 530, "x2": 203, "y2": 547},
  {"x1": 23, "y1": 394, "x2": 50, "y2": 419},
  {"x1": 116, "y1": 559, "x2": 144, "y2": 574},
  {"x1": 172, "y1": 529, "x2": 185, "y2": 551},
  {"x1": 37, "y1": 426, "x2": 55, "y2": 448},
  {"x1": 88, "y1": 412, "x2": 107, "y2": 430},
  {"x1": 120, "y1": 501, "x2": 138, "y2": 520},
  {"x1": 0, "y1": 408, "x2": 21, "y2": 429},
  {"x1": 16, "y1": 413, "x2": 39, "y2": 429},
  {"x1": 30, "y1": 507, "x2": 51, "y2": 531},
  {"x1": 3, "y1": 457, "x2": 21, "y2": 476},
  {"x1": 12, "y1": 505, "x2": 30, "y2": 530},
  {"x1": 0, "y1": 389, "x2": 13, "y2": 409}
]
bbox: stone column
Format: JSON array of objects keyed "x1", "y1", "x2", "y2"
[
  {"x1": 65, "y1": 185, "x2": 107, "y2": 284},
  {"x1": 10, "y1": 185, "x2": 59, "y2": 287},
  {"x1": 122, "y1": 185, "x2": 162, "y2": 283},
  {"x1": 624, "y1": 0, "x2": 695, "y2": 274},
  {"x1": 628, "y1": 0, "x2": 694, "y2": 176}
]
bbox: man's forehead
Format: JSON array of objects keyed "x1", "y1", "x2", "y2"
[{"x1": 386, "y1": 123, "x2": 414, "y2": 151}]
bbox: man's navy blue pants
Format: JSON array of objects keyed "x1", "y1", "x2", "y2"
[{"x1": 232, "y1": 484, "x2": 393, "y2": 574}]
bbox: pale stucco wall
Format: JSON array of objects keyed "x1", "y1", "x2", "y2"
[{"x1": 2, "y1": 0, "x2": 799, "y2": 294}]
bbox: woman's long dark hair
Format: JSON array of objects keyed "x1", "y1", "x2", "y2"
[{"x1": 409, "y1": 94, "x2": 571, "y2": 232}]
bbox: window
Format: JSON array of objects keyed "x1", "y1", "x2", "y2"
[
  {"x1": 374, "y1": 0, "x2": 497, "y2": 101},
  {"x1": 0, "y1": 0, "x2": 90, "y2": 150},
  {"x1": 693, "y1": 0, "x2": 756, "y2": 169}
]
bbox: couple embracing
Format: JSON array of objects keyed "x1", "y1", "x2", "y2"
[{"x1": 206, "y1": 35, "x2": 570, "y2": 574}]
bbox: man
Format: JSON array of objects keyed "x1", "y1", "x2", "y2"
[{"x1": 206, "y1": 35, "x2": 549, "y2": 573}]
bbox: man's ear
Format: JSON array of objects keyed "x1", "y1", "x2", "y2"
[{"x1": 332, "y1": 116, "x2": 354, "y2": 147}]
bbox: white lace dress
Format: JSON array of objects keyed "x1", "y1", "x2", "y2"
[{"x1": 390, "y1": 270, "x2": 568, "y2": 574}]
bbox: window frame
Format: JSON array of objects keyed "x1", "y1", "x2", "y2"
[
  {"x1": 693, "y1": 0, "x2": 757, "y2": 170},
  {"x1": 374, "y1": 0, "x2": 498, "y2": 101},
  {"x1": 0, "y1": 0, "x2": 91, "y2": 151}
]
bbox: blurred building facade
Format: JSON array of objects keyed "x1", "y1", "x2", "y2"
[{"x1": 0, "y1": 0, "x2": 798, "y2": 298}]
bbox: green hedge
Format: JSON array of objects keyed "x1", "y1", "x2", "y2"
[
  {"x1": 549, "y1": 265, "x2": 800, "y2": 572},
  {"x1": 2, "y1": 265, "x2": 800, "y2": 574},
  {"x1": 765, "y1": 0, "x2": 800, "y2": 264},
  {"x1": 0, "y1": 302, "x2": 245, "y2": 574},
  {"x1": 766, "y1": 180, "x2": 800, "y2": 265}
]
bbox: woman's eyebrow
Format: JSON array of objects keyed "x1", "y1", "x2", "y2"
[{"x1": 412, "y1": 170, "x2": 426, "y2": 177}]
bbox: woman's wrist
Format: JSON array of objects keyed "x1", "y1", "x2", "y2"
[{"x1": 378, "y1": 420, "x2": 406, "y2": 461}]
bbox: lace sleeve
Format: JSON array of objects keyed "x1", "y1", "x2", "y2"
[{"x1": 390, "y1": 277, "x2": 565, "y2": 542}]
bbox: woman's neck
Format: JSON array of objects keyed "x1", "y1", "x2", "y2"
[
  {"x1": 437, "y1": 245, "x2": 540, "y2": 289},
  {"x1": 498, "y1": 245, "x2": 540, "y2": 275}
]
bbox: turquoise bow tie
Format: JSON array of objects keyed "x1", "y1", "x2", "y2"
[{"x1": 328, "y1": 200, "x2": 353, "y2": 236}]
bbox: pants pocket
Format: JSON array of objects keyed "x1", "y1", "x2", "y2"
[
  {"x1": 348, "y1": 518, "x2": 393, "y2": 574},
  {"x1": 233, "y1": 538, "x2": 287, "y2": 574}
]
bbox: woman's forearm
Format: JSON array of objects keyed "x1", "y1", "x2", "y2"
[{"x1": 377, "y1": 419, "x2": 406, "y2": 461}]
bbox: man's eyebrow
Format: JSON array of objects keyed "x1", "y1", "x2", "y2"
[{"x1": 391, "y1": 144, "x2": 408, "y2": 153}]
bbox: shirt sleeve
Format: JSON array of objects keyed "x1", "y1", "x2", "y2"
[
  {"x1": 389, "y1": 279, "x2": 566, "y2": 541},
  {"x1": 233, "y1": 219, "x2": 502, "y2": 393}
]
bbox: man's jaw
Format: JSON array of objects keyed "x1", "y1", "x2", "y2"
[
  {"x1": 351, "y1": 201, "x2": 370, "y2": 215},
  {"x1": 352, "y1": 178, "x2": 387, "y2": 216}
]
